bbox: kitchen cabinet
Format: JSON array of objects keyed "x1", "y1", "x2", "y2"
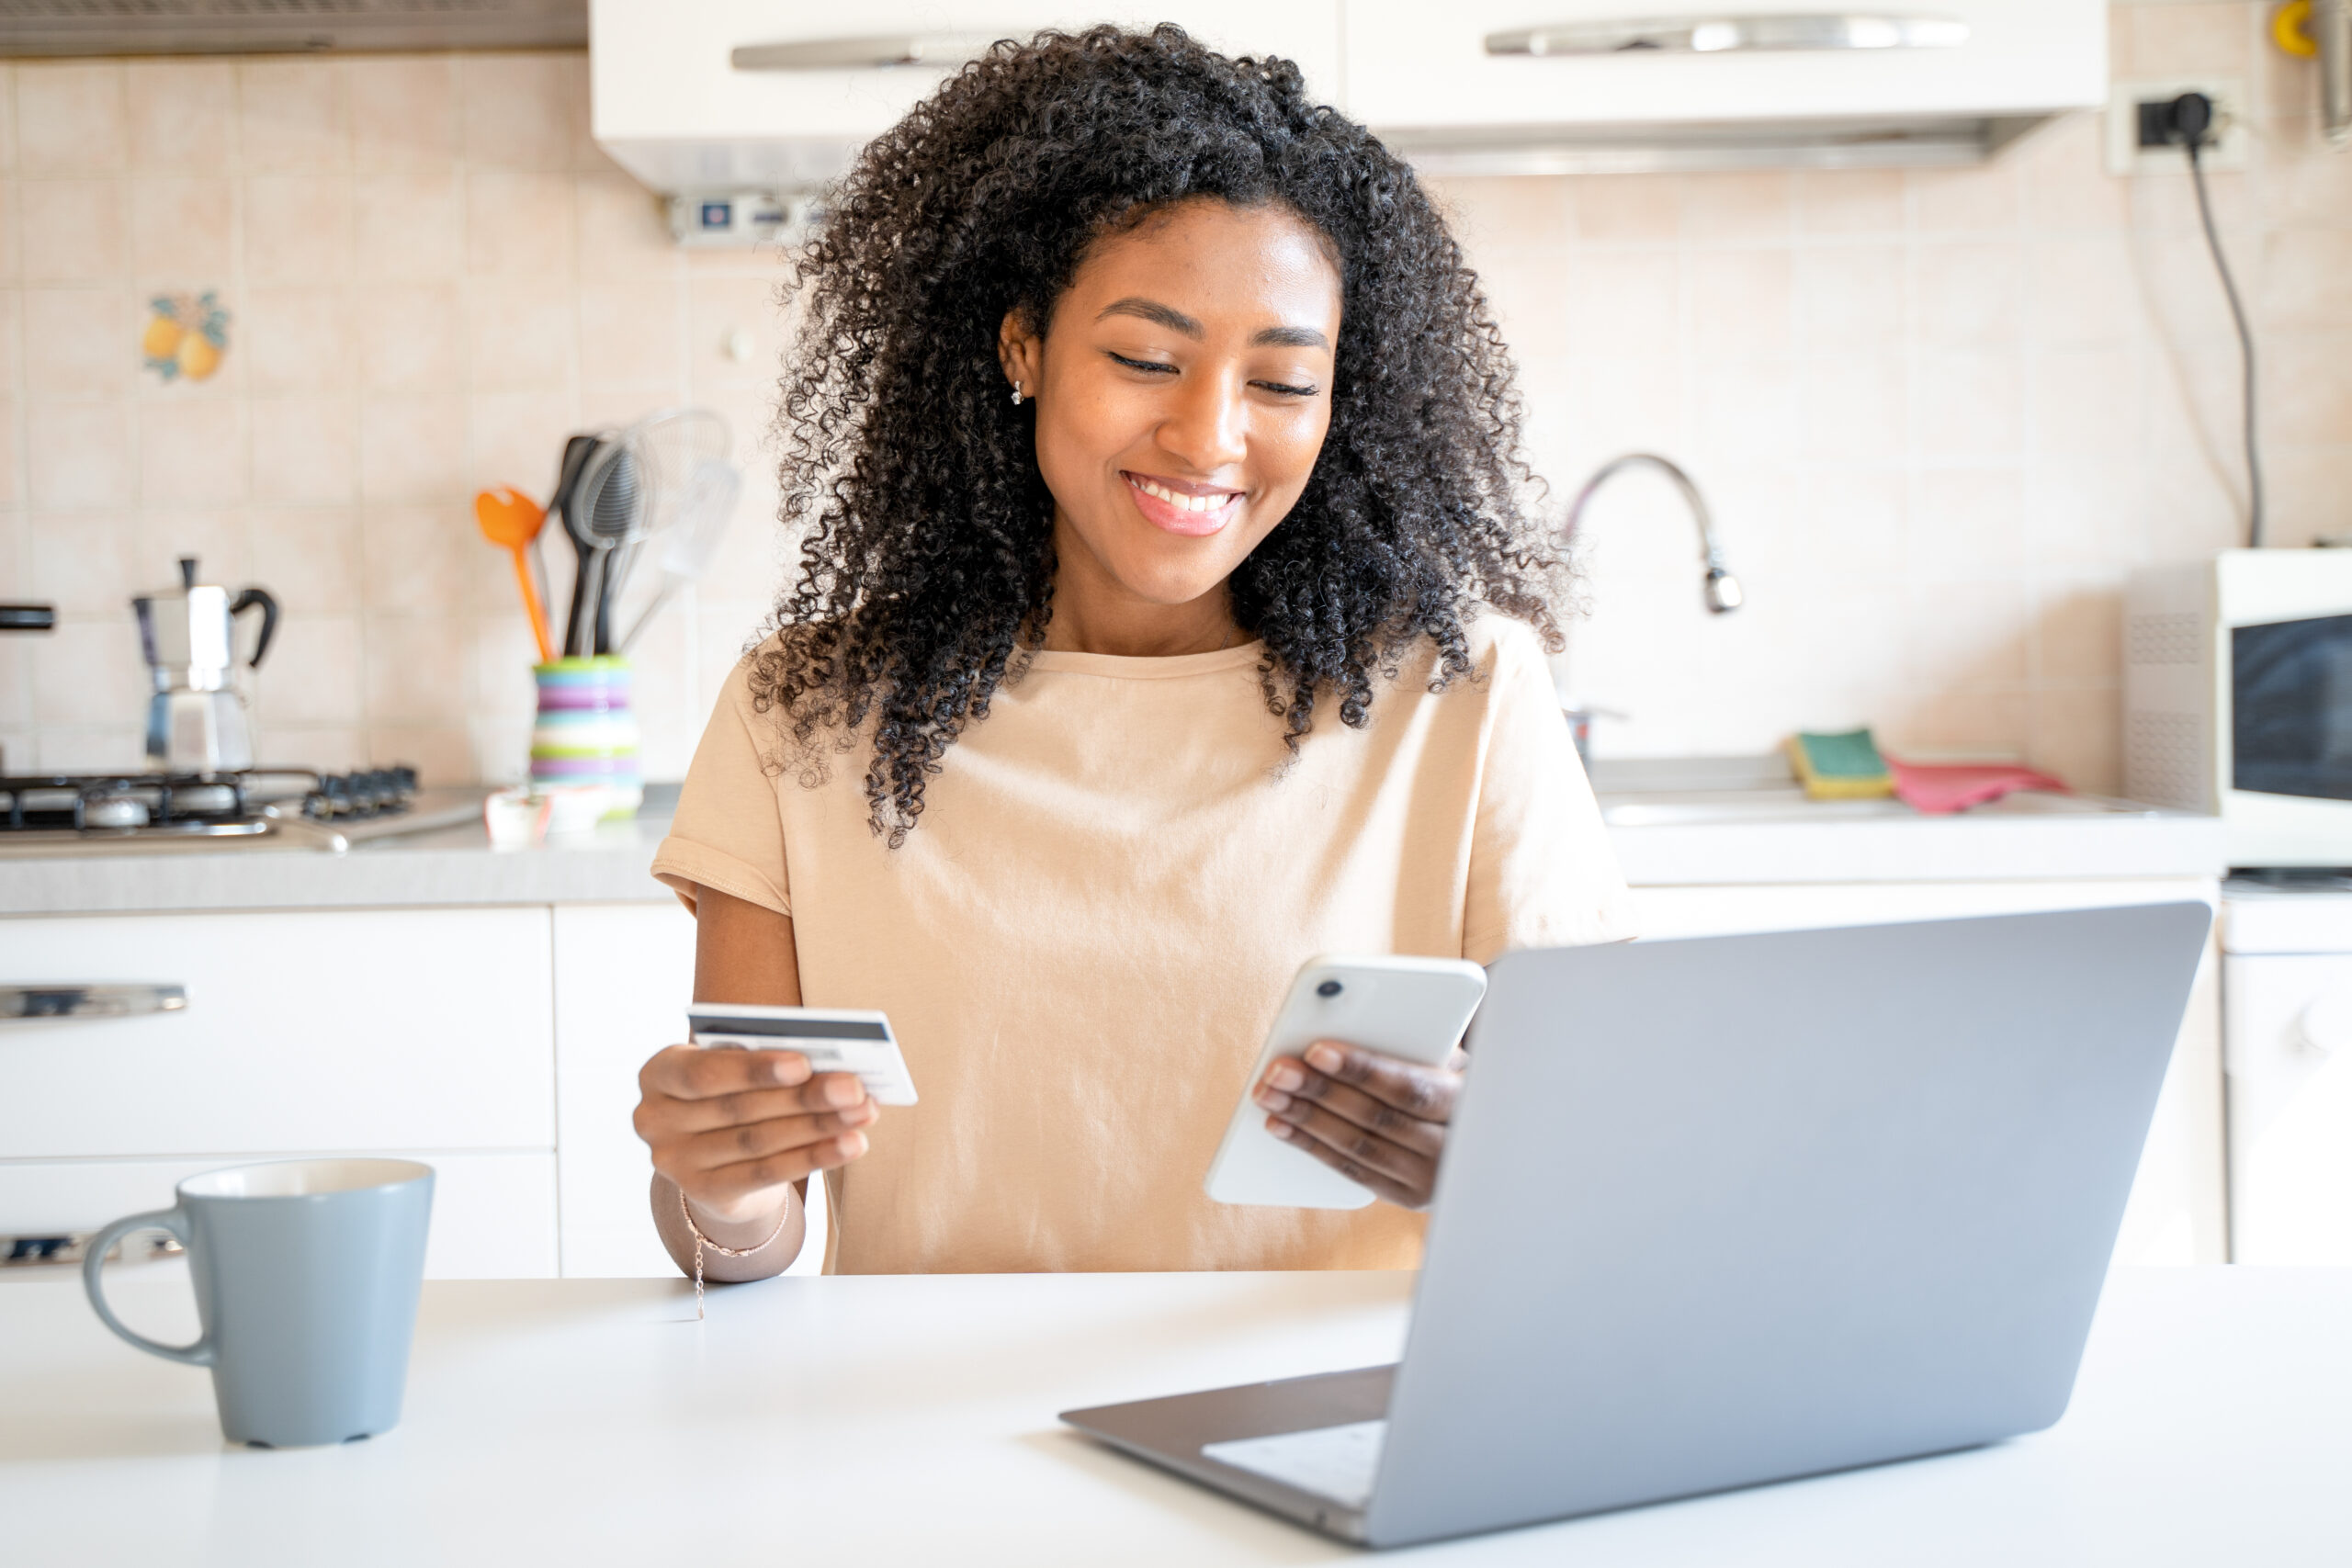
[
  {"x1": 1342, "y1": 0, "x2": 2105, "y2": 140},
  {"x1": 590, "y1": 0, "x2": 1340, "y2": 194},
  {"x1": 2220, "y1": 886, "x2": 2352, "y2": 1266},
  {"x1": 1631, "y1": 878, "x2": 2226, "y2": 1268}
]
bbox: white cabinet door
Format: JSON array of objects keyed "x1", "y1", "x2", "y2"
[
  {"x1": 1343, "y1": 0, "x2": 2104, "y2": 132},
  {"x1": 552, "y1": 901, "x2": 832, "y2": 1278},
  {"x1": 0, "y1": 909, "x2": 555, "y2": 1159},
  {"x1": 593, "y1": 0, "x2": 1340, "y2": 190},
  {"x1": 0, "y1": 1152, "x2": 558, "y2": 1280},
  {"x1": 1630, "y1": 879, "x2": 2226, "y2": 1267},
  {"x1": 2225, "y1": 953, "x2": 2352, "y2": 1265}
]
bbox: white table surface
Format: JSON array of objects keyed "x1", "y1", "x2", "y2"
[{"x1": 4, "y1": 1266, "x2": 2347, "y2": 1565}]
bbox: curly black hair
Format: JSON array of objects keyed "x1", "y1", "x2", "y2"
[{"x1": 752, "y1": 23, "x2": 1563, "y2": 843}]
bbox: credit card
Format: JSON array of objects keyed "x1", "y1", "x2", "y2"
[{"x1": 685, "y1": 1005, "x2": 918, "y2": 1106}]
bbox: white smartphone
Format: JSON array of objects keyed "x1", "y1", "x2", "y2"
[
  {"x1": 685, "y1": 1004, "x2": 918, "y2": 1106},
  {"x1": 1203, "y1": 954, "x2": 1487, "y2": 1211}
]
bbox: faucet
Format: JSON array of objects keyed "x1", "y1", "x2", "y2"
[{"x1": 1562, "y1": 453, "x2": 1744, "y2": 615}]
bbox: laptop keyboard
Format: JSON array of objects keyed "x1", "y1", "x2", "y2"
[{"x1": 1200, "y1": 1419, "x2": 1389, "y2": 1510}]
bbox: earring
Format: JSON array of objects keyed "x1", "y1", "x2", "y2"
[{"x1": 1010, "y1": 381, "x2": 1024, "y2": 406}]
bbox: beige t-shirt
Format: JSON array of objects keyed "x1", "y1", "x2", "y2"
[{"x1": 650, "y1": 615, "x2": 1634, "y2": 1275}]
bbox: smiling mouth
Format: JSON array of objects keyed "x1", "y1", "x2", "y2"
[{"x1": 1123, "y1": 471, "x2": 1244, "y2": 536}]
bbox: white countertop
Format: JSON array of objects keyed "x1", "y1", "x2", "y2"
[{"x1": 4, "y1": 1266, "x2": 2346, "y2": 1565}]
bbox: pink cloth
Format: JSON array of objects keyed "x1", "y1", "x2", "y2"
[{"x1": 1888, "y1": 759, "x2": 2069, "y2": 816}]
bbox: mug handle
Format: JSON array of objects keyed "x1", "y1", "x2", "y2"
[{"x1": 81, "y1": 1207, "x2": 213, "y2": 1367}]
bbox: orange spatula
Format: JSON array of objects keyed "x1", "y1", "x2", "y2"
[{"x1": 474, "y1": 487, "x2": 556, "y2": 664}]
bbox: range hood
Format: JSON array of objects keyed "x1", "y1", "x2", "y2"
[{"x1": 0, "y1": 0, "x2": 584, "y2": 57}]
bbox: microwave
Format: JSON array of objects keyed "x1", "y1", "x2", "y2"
[{"x1": 2126, "y1": 549, "x2": 2352, "y2": 869}]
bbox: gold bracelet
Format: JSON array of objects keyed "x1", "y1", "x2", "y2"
[{"x1": 678, "y1": 1188, "x2": 792, "y2": 1320}]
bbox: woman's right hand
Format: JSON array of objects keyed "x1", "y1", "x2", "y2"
[{"x1": 633, "y1": 1046, "x2": 877, "y2": 1224}]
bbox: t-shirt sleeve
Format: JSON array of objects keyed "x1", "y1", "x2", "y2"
[
  {"x1": 649, "y1": 657, "x2": 793, "y2": 918},
  {"x1": 1461, "y1": 624, "x2": 1638, "y2": 964}
]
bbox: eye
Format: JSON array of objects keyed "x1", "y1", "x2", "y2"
[
  {"x1": 1106, "y1": 351, "x2": 1177, "y2": 376},
  {"x1": 1252, "y1": 378, "x2": 1320, "y2": 399}
]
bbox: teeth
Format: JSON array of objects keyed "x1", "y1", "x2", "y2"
[{"x1": 1135, "y1": 476, "x2": 1235, "y2": 513}]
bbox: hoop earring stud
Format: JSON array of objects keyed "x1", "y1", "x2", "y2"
[{"x1": 1010, "y1": 382, "x2": 1024, "y2": 406}]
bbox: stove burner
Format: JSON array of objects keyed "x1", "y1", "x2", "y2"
[{"x1": 0, "y1": 766, "x2": 419, "y2": 840}]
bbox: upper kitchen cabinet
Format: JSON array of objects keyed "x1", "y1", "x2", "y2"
[
  {"x1": 590, "y1": 1, "x2": 1340, "y2": 196},
  {"x1": 1343, "y1": 0, "x2": 2108, "y2": 171}
]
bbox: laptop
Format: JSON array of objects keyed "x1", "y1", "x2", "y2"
[{"x1": 1060, "y1": 902, "x2": 2212, "y2": 1549}]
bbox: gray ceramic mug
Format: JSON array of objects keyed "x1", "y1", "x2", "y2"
[{"x1": 81, "y1": 1157, "x2": 435, "y2": 1448}]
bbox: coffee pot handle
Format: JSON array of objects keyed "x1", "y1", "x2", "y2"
[
  {"x1": 81, "y1": 1205, "x2": 214, "y2": 1367},
  {"x1": 230, "y1": 588, "x2": 279, "y2": 669}
]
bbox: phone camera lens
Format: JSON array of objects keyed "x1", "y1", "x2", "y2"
[{"x1": 1317, "y1": 979, "x2": 1343, "y2": 998}]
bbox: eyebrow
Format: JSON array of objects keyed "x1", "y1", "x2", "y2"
[{"x1": 1097, "y1": 296, "x2": 1330, "y2": 352}]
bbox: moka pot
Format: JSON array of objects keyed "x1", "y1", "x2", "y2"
[{"x1": 132, "y1": 558, "x2": 278, "y2": 775}]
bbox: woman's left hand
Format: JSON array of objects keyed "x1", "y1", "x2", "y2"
[{"x1": 1253, "y1": 1042, "x2": 1464, "y2": 1210}]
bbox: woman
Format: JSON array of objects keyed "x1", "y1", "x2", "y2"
[{"x1": 634, "y1": 25, "x2": 1633, "y2": 1280}]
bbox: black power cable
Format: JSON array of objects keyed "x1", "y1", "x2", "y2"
[{"x1": 2155, "y1": 92, "x2": 2265, "y2": 548}]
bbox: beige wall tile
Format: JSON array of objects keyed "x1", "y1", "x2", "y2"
[
  {"x1": 2026, "y1": 236, "x2": 2148, "y2": 345},
  {"x1": 367, "y1": 723, "x2": 471, "y2": 785},
  {"x1": 1915, "y1": 348, "x2": 2024, "y2": 457},
  {"x1": 0, "y1": 396, "x2": 19, "y2": 507},
  {"x1": 356, "y1": 284, "x2": 460, "y2": 391},
  {"x1": 0, "y1": 68, "x2": 17, "y2": 175},
  {"x1": 139, "y1": 396, "x2": 246, "y2": 505},
  {"x1": 236, "y1": 59, "x2": 347, "y2": 173},
  {"x1": 250, "y1": 508, "x2": 362, "y2": 614},
  {"x1": 1681, "y1": 173, "x2": 1792, "y2": 243},
  {"x1": 1563, "y1": 249, "x2": 1676, "y2": 355},
  {"x1": 245, "y1": 176, "x2": 352, "y2": 282},
  {"x1": 130, "y1": 176, "x2": 236, "y2": 282},
  {"x1": 686, "y1": 275, "x2": 787, "y2": 395},
  {"x1": 2027, "y1": 685, "x2": 2121, "y2": 795},
  {"x1": 463, "y1": 169, "x2": 571, "y2": 276},
  {"x1": 2025, "y1": 456, "x2": 2143, "y2": 570},
  {"x1": 25, "y1": 400, "x2": 131, "y2": 507},
  {"x1": 1795, "y1": 169, "x2": 1905, "y2": 236},
  {"x1": 1687, "y1": 248, "x2": 1792, "y2": 358},
  {"x1": 2264, "y1": 445, "x2": 2352, "y2": 547},
  {"x1": 2117, "y1": 2, "x2": 2252, "y2": 79},
  {"x1": 1426, "y1": 175, "x2": 1574, "y2": 252},
  {"x1": 2019, "y1": 113, "x2": 2128, "y2": 233},
  {"x1": 1691, "y1": 355, "x2": 1796, "y2": 461},
  {"x1": 355, "y1": 171, "x2": 462, "y2": 280},
  {"x1": 460, "y1": 55, "x2": 576, "y2": 170},
  {"x1": 250, "y1": 613, "x2": 362, "y2": 725},
  {"x1": 135, "y1": 508, "x2": 248, "y2": 588},
  {"x1": 1915, "y1": 243, "x2": 2023, "y2": 346},
  {"x1": 30, "y1": 618, "x2": 148, "y2": 728},
  {"x1": 0, "y1": 179, "x2": 22, "y2": 281},
  {"x1": 358, "y1": 392, "x2": 465, "y2": 503},
  {"x1": 348, "y1": 56, "x2": 458, "y2": 171},
  {"x1": 465, "y1": 277, "x2": 571, "y2": 389},
  {"x1": 574, "y1": 170, "x2": 679, "y2": 281},
  {"x1": 126, "y1": 61, "x2": 236, "y2": 172},
  {"x1": 2258, "y1": 227, "x2": 2352, "y2": 327},
  {"x1": 23, "y1": 288, "x2": 133, "y2": 396},
  {"x1": 1908, "y1": 162, "x2": 2023, "y2": 234},
  {"x1": 2032, "y1": 345, "x2": 2148, "y2": 456},
  {"x1": 361, "y1": 502, "x2": 475, "y2": 615},
  {"x1": 1574, "y1": 176, "x2": 1682, "y2": 243},
  {"x1": 2034, "y1": 579, "x2": 2123, "y2": 683},
  {"x1": 251, "y1": 395, "x2": 356, "y2": 504},
  {"x1": 578, "y1": 280, "x2": 684, "y2": 391},
  {"x1": 16, "y1": 63, "x2": 128, "y2": 175},
  {"x1": 20, "y1": 180, "x2": 128, "y2": 282},
  {"x1": 1802, "y1": 353, "x2": 1906, "y2": 460},
  {"x1": 1797, "y1": 245, "x2": 1903, "y2": 350},
  {"x1": 252, "y1": 723, "x2": 366, "y2": 772},
  {"x1": 468, "y1": 389, "x2": 574, "y2": 501},
  {"x1": 2264, "y1": 329, "x2": 2352, "y2": 446},
  {"x1": 28, "y1": 512, "x2": 138, "y2": 615},
  {"x1": 240, "y1": 288, "x2": 354, "y2": 392},
  {"x1": 1910, "y1": 467, "x2": 2027, "y2": 585},
  {"x1": 363, "y1": 615, "x2": 473, "y2": 722}
]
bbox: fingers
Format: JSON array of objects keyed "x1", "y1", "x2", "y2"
[
  {"x1": 641, "y1": 1043, "x2": 817, "y2": 1100},
  {"x1": 1255, "y1": 1063, "x2": 1445, "y2": 1158},
  {"x1": 678, "y1": 1129, "x2": 872, "y2": 1211},
  {"x1": 1293, "y1": 1041, "x2": 1462, "y2": 1123},
  {"x1": 1265, "y1": 1107, "x2": 1429, "y2": 1209},
  {"x1": 639, "y1": 1070, "x2": 871, "y2": 1141}
]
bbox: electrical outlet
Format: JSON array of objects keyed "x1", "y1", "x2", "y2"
[{"x1": 2107, "y1": 77, "x2": 2252, "y2": 175}]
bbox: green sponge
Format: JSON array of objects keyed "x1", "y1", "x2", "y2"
[{"x1": 1786, "y1": 728, "x2": 1895, "y2": 800}]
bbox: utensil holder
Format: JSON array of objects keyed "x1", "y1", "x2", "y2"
[{"x1": 530, "y1": 658, "x2": 641, "y2": 818}]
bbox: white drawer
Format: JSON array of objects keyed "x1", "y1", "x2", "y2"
[
  {"x1": 0, "y1": 1151, "x2": 558, "y2": 1280},
  {"x1": 0, "y1": 909, "x2": 555, "y2": 1158},
  {"x1": 2225, "y1": 953, "x2": 2352, "y2": 1265}
]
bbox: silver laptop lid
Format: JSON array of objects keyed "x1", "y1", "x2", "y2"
[{"x1": 1366, "y1": 902, "x2": 2211, "y2": 1548}]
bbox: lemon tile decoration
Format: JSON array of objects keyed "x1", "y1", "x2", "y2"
[{"x1": 142, "y1": 291, "x2": 231, "y2": 383}]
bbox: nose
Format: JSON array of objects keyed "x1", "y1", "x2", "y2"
[{"x1": 1156, "y1": 367, "x2": 1248, "y2": 476}]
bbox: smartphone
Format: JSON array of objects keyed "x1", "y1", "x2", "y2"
[
  {"x1": 685, "y1": 1004, "x2": 918, "y2": 1106},
  {"x1": 1203, "y1": 954, "x2": 1487, "y2": 1211}
]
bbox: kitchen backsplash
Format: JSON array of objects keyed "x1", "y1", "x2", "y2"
[{"x1": 0, "y1": 2, "x2": 2344, "y2": 793}]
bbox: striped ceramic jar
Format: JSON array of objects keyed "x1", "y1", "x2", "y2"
[{"x1": 529, "y1": 657, "x2": 642, "y2": 817}]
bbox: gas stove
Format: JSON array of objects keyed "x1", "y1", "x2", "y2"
[{"x1": 0, "y1": 767, "x2": 481, "y2": 854}]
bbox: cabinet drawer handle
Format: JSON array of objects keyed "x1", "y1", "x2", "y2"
[
  {"x1": 1, "y1": 984, "x2": 187, "y2": 1021},
  {"x1": 731, "y1": 32, "x2": 1004, "y2": 71},
  {"x1": 1487, "y1": 14, "x2": 1971, "y2": 56}
]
